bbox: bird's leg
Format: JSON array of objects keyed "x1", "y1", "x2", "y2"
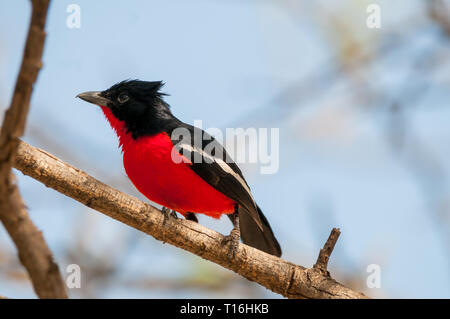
[
  {"x1": 161, "y1": 207, "x2": 178, "y2": 226},
  {"x1": 221, "y1": 204, "x2": 240, "y2": 259}
]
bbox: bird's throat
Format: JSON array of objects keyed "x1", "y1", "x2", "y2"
[{"x1": 100, "y1": 106, "x2": 134, "y2": 151}]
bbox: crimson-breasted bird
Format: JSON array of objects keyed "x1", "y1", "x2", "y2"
[{"x1": 77, "y1": 80, "x2": 281, "y2": 257}]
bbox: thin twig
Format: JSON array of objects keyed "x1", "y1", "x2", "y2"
[
  {"x1": 313, "y1": 228, "x2": 341, "y2": 275},
  {"x1": 14, "y1": 140, "x2": 367, "y2": 299},
  {"x1": 0, "y1": 0, "x2": 67, "y2": 298}
]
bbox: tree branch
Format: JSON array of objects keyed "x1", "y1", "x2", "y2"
[
  {"x1": 0, "y1": 0, "x2": 67, "y2": 298},
  {"x1": 313, "y1": 228, "x2": 341, "y2": 275},
  {"x1": 14, "y1": 140, "x2": 368, "y2": 299}
]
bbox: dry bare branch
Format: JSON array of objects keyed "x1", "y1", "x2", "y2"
[
  {"x1": 14, "y1": 140, "x2": 368, "y2": 299},
  {"x1": 314, "y1": 228, "x2": 341, "y2": 275}
]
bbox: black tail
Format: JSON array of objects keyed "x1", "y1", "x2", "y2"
[{"x1": 236, "y1": 205, "x2": 282, "y2": 257}]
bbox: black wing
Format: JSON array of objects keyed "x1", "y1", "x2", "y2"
[{"x1": 168, "y1": 122, "x2": 264, "y2": 231}]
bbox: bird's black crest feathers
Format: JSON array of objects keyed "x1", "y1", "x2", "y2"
[
  {"x1": 107, "y1": 79, "x2": 168, "y2": 99},
  {"x1": 101, "y1": 79, "x2": 173, "y2": 138}
]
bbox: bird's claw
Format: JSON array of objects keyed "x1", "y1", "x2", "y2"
[
  {"x1": 162, "y1": 207, "x2": 178, "y2": 225},
  {"x1": 221, "y1": 227, "x2": 240, "y2": 261}
]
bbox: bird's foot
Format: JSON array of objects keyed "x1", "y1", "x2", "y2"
[
  {"x1": 170, "y1": 210, "x2": 178, "y2": 219},
  {"x1": 221, "y1": 225, "x2": 240, "y2": 261},
  {"x1": 161, "y1": 207, "x2": 178, "y2": 225}
]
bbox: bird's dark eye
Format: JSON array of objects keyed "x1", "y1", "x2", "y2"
[{"x1": 118, "y1": 94, "x2": 129, "y2": 103}]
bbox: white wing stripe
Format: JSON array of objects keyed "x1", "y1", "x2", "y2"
[{"x1": 178, "y1": 144, "x2": 253, "y2": 200}]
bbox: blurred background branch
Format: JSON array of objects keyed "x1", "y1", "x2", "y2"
[{"x1": 0, "y1": 0, "x2": 67, "y2": 299}]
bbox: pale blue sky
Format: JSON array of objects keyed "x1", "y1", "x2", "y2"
[{"x1": 0, "y1": 0, "x2": 449, "y2": 298}]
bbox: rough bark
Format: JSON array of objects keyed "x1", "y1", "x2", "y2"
[
  {"x1": 314, "y1": 228, "x2": 341, "y2": 275},
  {"x1": 0, "y1": 0, "x2": 67, "y2": 298},
  {"x1": 14, "y1": 140, "x2": 368, "y2": 299}
]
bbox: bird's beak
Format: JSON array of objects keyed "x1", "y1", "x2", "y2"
[{"x1": 76, "y1": 91, "x2": 111, "y2": 106}]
